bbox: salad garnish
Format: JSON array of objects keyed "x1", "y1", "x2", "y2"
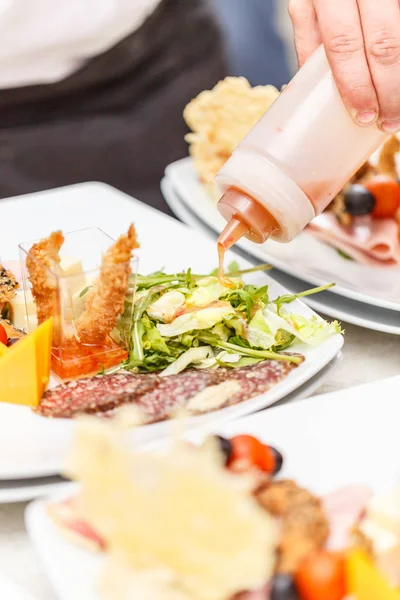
[{"x1": 110, "y1": 263, "x2": 341, "y2": 375}]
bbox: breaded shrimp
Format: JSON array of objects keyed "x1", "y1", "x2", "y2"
[
  {"x1": 26, "y1": 231, "x2": 64, "y2": 325},
  {"x1": 256, "y1": 480, "x2": 329, "y2": 573},
  {"x1": 75, "y1": 224, "x2": 138, "y2": 345}
]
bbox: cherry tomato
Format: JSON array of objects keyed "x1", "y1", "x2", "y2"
[
  {"x1": 295, "y1": 550, "x2": 345, "y2": 600},
  {"x1": 365, "y1": 175, "x2": 400, "y2": 219},
  {"x1": 229, "y1": 435, "x2": 276, "y2": 474},
  {"x1": 0, "y1": 324, "x2": 7, "y2": 346}
]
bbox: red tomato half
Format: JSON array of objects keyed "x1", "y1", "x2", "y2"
[
  {"x1": 0, "y1": 324, "x2": 7, "y2": 346},
  {"x1": 229, "y1": 435, "x2": 276, "y2": 473},
  {"x1": 365, "y1": 175, "x2": 400, "y2": 219},
  {"x1": 295, "y1": 550, "x2": 346, "y2": 600}
]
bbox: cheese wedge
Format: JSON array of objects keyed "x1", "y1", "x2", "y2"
[
  {"x1": 60, "y1": 256, "x2": 86, "y2": 295},
  {"x1": 346, "y1": 549, "x2": 400, "y2": 600},
  {"x1": 0, "y1": 318, "x2": 52, "y2": 406}
]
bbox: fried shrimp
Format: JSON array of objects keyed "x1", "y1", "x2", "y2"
[
  {"x1": 256, "y1": 480, "x2": 329, "y2": 573},
  {"x1": 26, "y1": 231, "x2": 64, "y2": 325},
  {"x1": 75, "y1": 224, "x2": 138, "y2": 345}
]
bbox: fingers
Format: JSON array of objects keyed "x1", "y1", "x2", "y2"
[
  {"x1": 358, "y1": 0, "x2": 400, "y2": 132},
  {"x1": 288, "y1": 0, "x2": 321, "y2": 67},
  {"x1": 313, "y1": 0, "x2": 379, "y2": 126}
]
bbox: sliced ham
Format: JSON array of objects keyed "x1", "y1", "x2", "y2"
[
  {"x1": 47, "y1": 496, "x2": 106, "y2": 552},
  {"x1": 308, "y1": 213, "x2": 400, "y2": 267},
  {"x1": 323, "y1": 485, "x2": 373, "y2": 550}
]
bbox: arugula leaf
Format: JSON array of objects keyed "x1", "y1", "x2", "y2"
[
  {"x1": 79, "y1": 286, "x2": 91, "y2": 298},
  {"x1": 227, "y1": 261, "x2": 240, "y2": 273},
  {"x1": 274, "y1": 284, "x2": 335, "y2": 315},
  {"x1": 198, "y1": 332, "x2": 302, "y2": 364},
  {"x1": 337, "y1": 249, "x2": 353, "y2": 261}
]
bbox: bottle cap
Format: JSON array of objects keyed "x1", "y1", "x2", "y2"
[{"x1": 216, "y1": 149, "x2": 315, "y2": 243}]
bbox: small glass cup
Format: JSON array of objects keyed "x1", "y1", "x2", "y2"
[{"x1": 19, "y1": 228, "x2": 138, "y2": 381}]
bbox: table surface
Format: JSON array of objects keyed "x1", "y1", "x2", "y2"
[{"x1": 1, "y1": 321, "x2": 399, "y2": 599}]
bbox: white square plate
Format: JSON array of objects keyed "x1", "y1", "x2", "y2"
[
  {"x1": 165, "y1": 158, "x2": 400, "y2": 311},
  {"x1": 26, "y1": 375, "x2": 400, "y2": 600},
  {"x1": 0, "y1": 183, "x2": 342, "y2": 480}
]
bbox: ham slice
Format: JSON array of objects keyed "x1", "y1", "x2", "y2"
[
  {"x1": 323, "y1": 485, "x2": 373, "y2": 550},
  {"x1": 47, "y1": 496, "x2": 106, "y2": 552},
  {"x1": 308, "y1": 213, "x2": 400, "y2": 267}
]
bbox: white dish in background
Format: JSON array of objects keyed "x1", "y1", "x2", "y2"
[
  {"x1": 0, "y1": 182, "x2": 342, "y2": 480},
  {"x1": 162, "y1": 177, "x2": 400, "y2": 335},
  {"x1": 26, "y1": 374, "x2": 400, "y2": 600},
  {"x1": 165, "y1": 158, "x2": 400, "y2": 311},
  {"x1": 0, "y1": 477, "x2": 72, "y2": 504}
]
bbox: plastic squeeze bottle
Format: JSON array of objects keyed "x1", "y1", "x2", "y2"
[{"x1": 216, "y1": 46, "x2": 388, "y2": 274}]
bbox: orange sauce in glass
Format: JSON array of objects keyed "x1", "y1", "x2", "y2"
[{"x1": 51, "y1": 336, "x2": 127, "y2": 380}]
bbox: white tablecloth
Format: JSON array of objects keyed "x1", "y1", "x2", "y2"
[{"x1": 1, "y1": 322, "x2": 399, "y2": 599}]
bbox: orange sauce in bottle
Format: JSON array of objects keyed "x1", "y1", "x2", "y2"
[
  {"x1": 51, "y1": 336, "x2": 128, "y2": 380},
  {"x1": 217, "y1": 190, "x2": 281, "y2": 286}
]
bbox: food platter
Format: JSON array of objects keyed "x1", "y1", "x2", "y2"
[
  {"x1": 26, "y1": 374, "x2": 400, "y2": 600},
  {"x1": 165, "y1": 158, "x2": 400, "y2": 311},
  {"x1": 0, "y1": 183, "x2": 343, "y2": 480},
  {"x1": 161, "y1": 177, "x2": 400, "y2": 335}
]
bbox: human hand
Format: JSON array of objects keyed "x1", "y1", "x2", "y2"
[{"x1": 288, "y1": 0, "x2": 400, "y2": 133}]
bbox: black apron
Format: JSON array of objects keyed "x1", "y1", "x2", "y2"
[{"x1": 0, "y1": 0, "x2": 226, "y2": 214}]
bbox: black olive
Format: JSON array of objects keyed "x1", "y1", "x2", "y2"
[
  {"x1": 7, "y1": 338, "x2": 19, "y2": 346},
  {"x1": 343, "y1": 185, "x2": 376, "y2": 216},
  {"x1": 214, "y1": 435, "x2": 232, "y2": 465},
  {"x1": 270, "y1": 574, "x2": 299, "y2": 600},
  {"x1": 269, "y1": 446, "x2": 284, "y2": 476}
]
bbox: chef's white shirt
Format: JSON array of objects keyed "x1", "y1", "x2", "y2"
[{"x1": 0, "y1": 0, "x2": 162, "y2": 88}]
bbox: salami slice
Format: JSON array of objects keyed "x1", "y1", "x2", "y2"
[
  {"x1": 136, "y1": 370, "x2": 216, "y2": 421},
  {"x1": 211, "y1": 356, "x2": 303, "y2": 408},
  {"x1": 37, "y1": 371, "x2": 161, "y2": 418},
  {"x1": 38, "y1": 355, "x2": 303, "y2": 421}
]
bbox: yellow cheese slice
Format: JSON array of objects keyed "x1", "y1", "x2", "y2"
[
  {"x1": 0, "y1": 318, "x2": 52, "y2": 407},
  {"x1": 346, "y1": 549, "x2": 400, "y2": 600},
  {"x1": 33, "y1": 318, "x2": 53, "y2": 398}
]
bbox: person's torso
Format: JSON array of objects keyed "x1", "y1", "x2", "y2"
[{"x1": 0, "y1": 0, "x2": 162, "y2": 88}]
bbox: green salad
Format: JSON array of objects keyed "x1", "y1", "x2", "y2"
[{"x1": 109, "y1": 262, "x2": 341, "y2": 375}]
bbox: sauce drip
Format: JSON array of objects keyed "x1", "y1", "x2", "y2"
[
  {"x1": 51, "y1": 336, "x2": 127, "y2": 381},
  {"x1": 217, "y1": 243, "x2": 236, "y2": 289},
  {"x1": 217, "y1": 216, "x2": 250, "y2": 288}
]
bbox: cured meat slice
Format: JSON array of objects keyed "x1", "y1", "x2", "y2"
[
  {"x1": 211, "y1": 358, "x2": 303, "y2": 408},
  {"x1": 308, "y1": 213, "x2": 400, "y2": 266},
  {"x1": 322, "y1": 485, "x2": 373, "y2": 550},
  {"x1": 48, "y1": 496, "x2": 106, "y2": 552},
  {"x1": 135, "y1": 370, "x2": 216, "y2": 421},
  {"x1": 37, "y1": 371, "x2": 161, "y2": 418},
  {"x1": 38, "y1": 355, "x2": 303, "y2": 421}
]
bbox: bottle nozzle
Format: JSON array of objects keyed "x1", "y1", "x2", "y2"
[
  {"x1": 217, "y1": 216, "x2": 249, "y2": 251},
  {"x1": 217, "y1": 189, "x2": 280, "y2": 246}
]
